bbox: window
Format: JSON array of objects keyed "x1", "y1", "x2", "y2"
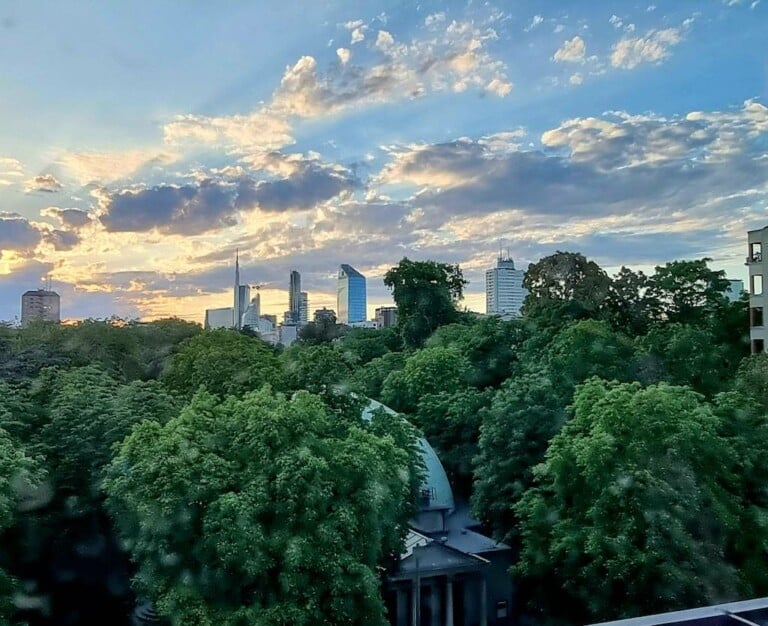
[
  {"x1": 750, "y1": 307, "x2": 764, "y2": 328},
  {"x1": 497, "y1": 601, "x2": 508, "y2": 619},
  {"x1": 750, "y1": 242, "x2": 763, "y2": 263},
  {"x1": 753, "y1": 339, "x2": 765, "y2": 354},
  {"x1": 751, "y1": 274, "x2": 764, "y2": 296}
]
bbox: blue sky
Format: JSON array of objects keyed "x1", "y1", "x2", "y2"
[{"x1": 0, "y1": 0, "x2": 766, "y2": 322}]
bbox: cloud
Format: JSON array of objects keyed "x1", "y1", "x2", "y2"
[
  {"x1": 337, "y1": 48, "x2": 351, "y2": 65},
  {"x1": 375, "y1": 30, "x2": 395, "y2": 51},
  {"x1": 58, "y1": 150, "x2": 179, "y2": 185},
  {"x1": 524, "y1": 15, "x2": 544, "y2": 32},
  {"x1": 0, "y1": 214, "x2": 42, "y2": 254},
  {"x1": 610, "y1": 28, "x2": 682, "y2": 69},
  {"x1": 25, "y1": 173, "x2": 63, "y2": 193},
  {"x1": 554, "y1": 36, "x2": 586, "y2": 63},
  {"x1": 374, "y1": 100, "x2": 768, "y2": 233},
  {"x1": 41, "y1": 207, "x2": 92, "y2": 228},
  {"x1": 569, "y1": 73, "x2": 584, "y2": 85},
  {"x1": 343, "y1": 19, "x2": 367, "y2": 44},
  {"x1": 234, "y1": 160, "x2": 360, "y2": 212},
  {"x1": 98, "y1": 181, "x2": 239, "y2": 235},
  {"x1": 44, "y1": 229, "x2": 80, "y2": 251},
  {"x1": 609, "y1": 15, "x2": 623, "y2": 29},
  {"x1": 271, "y1": 20, "x2": 512, "y2": 118},
  {"x1": 163, "y1": 111, "x2": 292, "y2": 153},
  {"x1": 425, "y1": 12, "x2": 446, "y2": 27},
  {"x1": 0, "y1": 157, "x2": 23, "y2": 186}
]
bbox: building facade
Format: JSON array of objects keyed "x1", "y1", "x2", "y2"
[
  {"x1": 21, "y1": 289, "x2": 60, "y2": 326},
  {"x1": 299, "y1": 292, "x2": 309, "y2": 325},
  {"x1": 747, "y1": 225, "x2": 768, "y2": 353},
  {"x1": 338, "y1": 264, "x2": 367, "y2": 324},
  {"x1": 375, "y1": 306, "x2": 398, "y2": 329},
  {"x1": 726, "y1": 278, "x2": 745, "y2": 302},
  {"x1": 289, "y1": 270, "x2": 302, "y2": 324},
  {"x1": 204, "y1": 307, "x2": 234, "y2": 329},
  {"x1": 485, "y1": 255, "x2": 527, "y2": 318}
]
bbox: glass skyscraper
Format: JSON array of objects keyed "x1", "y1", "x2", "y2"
[{"x1": 337, "y1": 264, "x2": 367, "y2": 324}]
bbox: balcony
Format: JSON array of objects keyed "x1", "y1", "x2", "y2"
[{"x1": 747, "y1": 252, "x2": 763, "y2": 264}]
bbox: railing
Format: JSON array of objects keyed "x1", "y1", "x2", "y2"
[{"x1": 747, "y1": 253, "x2": 763, "y2": 264}]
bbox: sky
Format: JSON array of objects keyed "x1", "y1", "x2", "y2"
[{"x1": 0, "y1": 0, "x2": 767, "y2": 323}]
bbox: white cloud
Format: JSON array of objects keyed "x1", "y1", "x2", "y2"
[
  {"x1": 336, "y1": 47, "x2": 350, "y2": 64},
  {"x1": 610, "y1": 28, "x2": 682, "y2": 69},
  {"x1": 554, "y1": 24, "x2": 565, "y2": 33},
  {"x1": 425, "y1": 12, "x2": 446, "y2": 27},
  {"x1": 554, "y1": 36, "x2": 586, "y2": 63},
  {"x1": 524, "y1": 15, "x2": 544, "y2": 32},
  {"x1": 647, "y1": 4, "x2": 657, "y2": 10},
  {"x1": 0, "y1": 157, "x2": 23, "y2": 187},
  {"x1": 58, "y1": 150, "x2": 180, "y2": 185},
  {"x1": 609, "y1": 15, "x2": 623, "y2": 28},
  {"x1": 569, "y1": 73, "x2": 584, "y2": 85},
  {"x1": 164, "y1": 111, "x2": 293, "y2": 153},
  {"x1": 25, "y1": 174, "x2": 63, "y2": 193},
  {"x1": 487, "y1": 78, "x2": 513, "y2": 97},
  {"x1": 375, "y1": 30, "x2": 395, "y2": 50}
]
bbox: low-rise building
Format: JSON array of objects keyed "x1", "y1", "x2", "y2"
[{"x1": 747, "y1": 225, "x2": 768, "y2": 353}]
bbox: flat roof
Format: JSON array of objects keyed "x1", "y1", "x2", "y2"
[{"x1": 589, "y1": 597, "x2": 768, "y2": 626}]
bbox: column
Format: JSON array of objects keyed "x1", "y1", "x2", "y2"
[
  {"x1": 396, "y1": 588, "x2": 408, "y2": 626},
  {"x1": 480, "y1": 578, "x2": 487, "y2": 626},
  {"x1": 445, "y1": 578, "x2": 454, "y2": 626},
  {"x1": 412, "y1": 578, "x2": 421, "y2": 626},
  {"x1": 430, "y1": 581, "x2": 440, "y2": 626}
]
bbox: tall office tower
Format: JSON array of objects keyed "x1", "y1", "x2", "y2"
[
  {"x1": 233, "y1": 251, "x2": 250, "y2": 330},
  {"x1": 485, "y1": 253, "x2": 527, "y2": 317},
  {"x1": 299, "y1": 292, "x2": 309, "y2": 325},
  {"x1": 747, "y1": 225, "x2": 768, "y2": 353},
  {"x1": 289, "y1": 270, "x2": 301, "y2": 324},
  {"x1": 337, "y1": 264, "x2": 367, "y2": 324},
  {"x1": 21, "y1": 289, "x2": 60, "y2": 327}
]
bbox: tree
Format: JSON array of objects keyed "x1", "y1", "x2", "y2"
[
  {"x1": 636, "y1": 323, "x2": 733, "y2": 396},
  {"x1": 544, "y1": 319, "x2": 635, "y2": 393},
  {"x1": 384, "y1": 258, "x2": 467, "y2": 347},
  {"x1": 522, "y1": 251, "x2": 610, "y2": 318},
  {"x1": 516, "y1": 379, "x2": 739, "y2": 623},
  {"x1": 648, "y1": 259, "x2": 730, "y2": 324},
  {"x1": 0, "y1": 427, "x2": 42, "y2": 625},
  {"x1": 339, "y1": 327, "x2": 401, "y2": 365},
  {"x1": 161, "y1": 330, "x2": 282, "y2": 398},
  {"x1": 427, "y1": 317, "x2": 529, "y2": 388},
  {"x1": 297, "y1": 315, "x2": 344, "y2": 345},
  {"x1": 381, "y1": 347, "x2": 470, "y2": 414},
  {"x1": 104, "y1": 388, "x2": 419, "y2": 626},
  {"x1": 603, "y1": 267, "x2": 659, "y2": 336},
  {"x1": 352, "y1": 352, "x2": 406, "y2": 401},
  {"x1": 734, "y1": 353, "x2": 768, "y2": 414},
  {"x1": 471, "y1": 372, "x2": 566, "y2": 544},
  {"x1": 415, "y1": 388, "x2": 493, "y2": 497}
]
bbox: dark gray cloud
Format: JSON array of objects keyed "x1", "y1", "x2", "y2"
[
  {"x1": 0, "y1": 214, "x2": 43, "y2": 253},
  {"x1": 43, "y1": 207, "x2": 92, "y2": 228},
  {"x1": 234, "y1": 162, "x2": 360, "y2": 212},
  {"x1": 25, "y1": 173, "x2": 63, "y2": 193},
  {"x1": 44, "y1": 229, "x2": 80, "y2": 251},
  {"x1": 100, "y1": 181, "x2": 238, "y2": 235}
]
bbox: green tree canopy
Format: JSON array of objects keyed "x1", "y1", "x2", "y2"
[
  {"x1": 104, "y1": 387, "x2": 419, "y2": 626},
  {"x1": 384, "y1": 258, "x2": 467, "y2": 347},
  {"x1": 522, "y1": 251, "x2": 610, "y2": 318},
  {"x1": 516, "y1": 379, "x2": 739, "y2": 622},
  {"x1": 161, "y1": 330, "x2": 282, "y2": 398}
]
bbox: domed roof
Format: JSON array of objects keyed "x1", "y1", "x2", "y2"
[{"x1": 362, "y1": 399, "x2": 455, "y2": 513}]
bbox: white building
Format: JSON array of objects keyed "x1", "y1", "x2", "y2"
[
  {"x1": 485, "y1": 254, "x2": 527, "y2": 318},
  {"x1": 299, "y1": 292, "x2": 309, "y2": 325},
  {"x1": 204, "y1": 307, "x2": 234, "y2": 329},
  {"x1": 747, "y1": 225, "x2": 768, "y2": 353},
  {"x1": 21, "y1": 289, "x2": 60, "y2": 326}
]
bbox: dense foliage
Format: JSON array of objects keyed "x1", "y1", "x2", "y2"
[{"x1": 0, "y1": 251, "x2": 761, "y2": 626}]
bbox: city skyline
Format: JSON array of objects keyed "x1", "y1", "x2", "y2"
[{"x1": 0, "y1": 1, "x2": 766, "y2": 323}]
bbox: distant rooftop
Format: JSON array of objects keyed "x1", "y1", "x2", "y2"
[
  {"x1": 339, "y1": 264, "x2": 365, "y2": 278},
  {"x1": 588, "y1": 596, "x2": 768, "y2": 626}
]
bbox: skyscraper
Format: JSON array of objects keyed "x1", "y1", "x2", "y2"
[
  {"x1": 289, "y1": 270, "x2": 301, "y2": 324},
  {"x1": 232, "y1": 250, "x2": 250, "y2": 330},
  {"x1": 485, "y1": 253, "x2": 527, "y2": 318},
  {"x1": 299, "y1": 291, "x2": 309, "y2": 325},
  {"x1": 337, "y1": 264, "x2": 367, "y2": 324},
  {"x1": 21, "y1": 289, "x2": 60, "y2": 326}
]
